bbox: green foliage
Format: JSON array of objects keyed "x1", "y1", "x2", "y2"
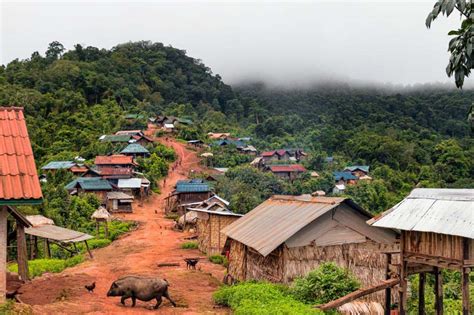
[
  {"x1": 208, "y1": 255, "x2": 228, "y2": 266},
  {"x1": 106, "y1": 221, "x2": 136, "y2": 241},
  {"x1": 291, "y1": 262, "x2": 360, "y2": 305},
  {"x1": 213, "y1": 282, "x2": 322, "y2": 315},
  {"x1": 181, "y1": 241, "x2": 198, "y2": 249},
  {"x1": 8, "y1": 257, "x2": 84, "y2": 279}
]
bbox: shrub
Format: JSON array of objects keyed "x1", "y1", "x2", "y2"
[
  {"x1": 8, "y1": 255, "x2": 85, "y2": 279},
  {"x1": 291, "y1": 262, "x2": 360, "y2": 304},
  {"x1": 209, "y1": 255, "x2": 228, "y2": 266},
  {"x1": 107, "y1": 221, "x2": 136, "y2": 241},
  {"x1": 213, "y1": 282, "x2": 322, "y2": 315},
  {"x1": 181, "y1": 241, "x2": 198, "y2": 249}
]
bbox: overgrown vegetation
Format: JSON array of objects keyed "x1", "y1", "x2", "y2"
[
  {"x1": 208, "y1": 255, "x2": 228, "y2": 266},
  {"x1": 181, "y1": 241, "x2": 198, "y2": 249},
  {"x1": 8, "y1": 256, "x2": 84, "y2": 278}
]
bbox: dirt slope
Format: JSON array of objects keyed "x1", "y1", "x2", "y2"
[{"x1": 18, "y1": 137, "x2": 227, "y2": 314}]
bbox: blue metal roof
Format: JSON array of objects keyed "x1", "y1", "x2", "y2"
[
  {"x1": 333, "y1": 171, "x2": 358, "y2": 181},
  {"x1": 42, "y1": 161, "x2": 76, "y2": 170},
  {"x1": 176, "y1": 179, "x2": 210, "y2": 193},
  {"x1": 120, "y1": 143, "x2": 150, "y2": 154}
]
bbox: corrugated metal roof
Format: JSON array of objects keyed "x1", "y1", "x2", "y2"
[
  {"x1": 42, "y1": 161, "x2": 76, "y2": 170},
  {"x1": 117, "y1": 178, "x2": 142, "y2": 189},
  {"x1": 25, "y1": 224, "x2": 93, "y2": 243},
  {"x1": 95, "y1": 155, "x2": 134, "y2": 165},
  {"x1": 370, "y1": 188, "x2": 474, "y2": 239},
  {"x1": 96, "y1": 167, "x2": 132, "y2": 177},
  {"x1": 106, "y1": 191, "x2": 134, "y2": 200},
  {"x1": 100, "y1": 135, "x2": 132, "y2": 142},
  {"x1": 333, "y1": 171, "x2": 358, "y2": 181},
  {"x1": 120, "y1": 143, "x2": 150, "y2": 154},
  {"x1": 0, "y1": 107, "x2": 43, "y2": 204},
  {"x1": 65, "y1": 178, "x2": 113, "y2": 191},
  {"x1": 222, "y1": 195, "x2": 351, "y2": 257},
  {"x1": 176, "y1": 180, "x2": 210, "y2": 193},
  {"x1": 344, "y1": 165, "x2": 370, "y2": 173},
  {"x1": 115, "y1": 130, "x2": 142, "y2": 136}
]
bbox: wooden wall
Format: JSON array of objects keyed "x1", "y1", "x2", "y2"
[{"x1": 403, "y1": 231, "x2": 469, "y2": 262}]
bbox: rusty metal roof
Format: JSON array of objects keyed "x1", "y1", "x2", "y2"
[
  {"x1": 268, "y1": 164, "x2": 306, "y2": 173},
  {"x1": 0, "y1": 107, "x2": 42, "y2": 204},
  {"x1": 95, "y1": 155, "x2": 134, "y2": 165},
  {"x1": 25, "y1": 224, "x2": 93, "y2": 243},
  {"x1": 222, "y1": 195, "x2": 361, "y2": 257},
  {"x1": 369, "y1": 188, "x2": 474, "y2": 239}
]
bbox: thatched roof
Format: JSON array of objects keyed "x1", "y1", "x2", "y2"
[
  {"x1": 91, "y1": 206, "x2": 112, "y2": 220},
  {"x1": 25, "y1": 215, "x2": 54, "y2": 227}
]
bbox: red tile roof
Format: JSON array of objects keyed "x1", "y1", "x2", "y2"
[
  {"x1": 268, "y1": 164, "x2": 307, "y2": 173},
  {"x1": 95, "y1": 155, "x2": 134, "y2": 165},
  {"x1": 0, "y1": 107, "x2": 42, "y2": 204}
]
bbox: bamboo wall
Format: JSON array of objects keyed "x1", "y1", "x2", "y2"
[
  {"x1": 197, "y1": 214, "x2": 239, "y2": 255},
  {"x1": 403, "y1": 231, "x2": 470, "y2": 261}
]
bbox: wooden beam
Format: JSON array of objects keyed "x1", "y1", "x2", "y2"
[
  {"x1": 418, "y1": 273, "x2": 425, "y2": 315},
  {"x1": 316, "y1": 278, "x2": 400, "y2": 311},
  {"x1": 462, "y1": 239, "x2": 470, "y2": 315},
  {"x1": 399, "y1": 233, "x2": 407, "y2": 315},
  {"x1": 385, "y1": 253, "x2": 392, "y2": 315},
  {"x1": 84, "y1": 241, "x2": 93, "y2": 259},
  {"x1": 434, "y1": 266, "x2": 443, "y2": 315},
  {"x1": 16, "y1": 224, "x2": 29, "y2": 281},
  {"x1": 0, "y1": 207, "x2": 8, "y2": 303}
]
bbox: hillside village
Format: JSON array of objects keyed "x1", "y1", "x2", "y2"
[{"x1": 0, "y1": 40, "x2": 473, "y2": 315}]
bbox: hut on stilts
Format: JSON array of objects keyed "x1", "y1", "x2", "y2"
[
  {"x1": 368, "y1": 188, "x2": 474, "y2": 315},
  {"x1": 222, "y1": 195, "x2": 399, "y2": 304},
  {"x1": 91, "y1": 206, "x2": 112, "y2": 239}
]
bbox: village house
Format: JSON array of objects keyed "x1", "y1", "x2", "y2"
[
  {"x1": 165, "y1": 179, "x2": 213, "y2": 215},
  {"x1": 222, "y1": 195, "x2": 398, "y2": 303},
  {"x1": 120, "y1": 143, "x2": 150, "y2": 158},
  {"x1": 0, "y1": 107, "x2": 43, "y2": 297},
  {"x1": 261, "y1": 149, "x2": 307, "y2": 164},
  {"x1": 94, "y1": 166, "x2": 133, "y2": 180},
  {"x1": 266, "y1": 164, "x2": 307, "y2": 181},
  {"x1": 65, "y1": 178, "x2": 113, "y2": 202},
  {"x1": 115, "y1": 130, "x2": 143, "y2": 136},
  {"x1": 369, "y1": 188, "x2": 474, "y2": 315},
  {"x1": 99, "y1": 134, "x2": 133, "y2": 143},
  {"x1": 344, "y1": 165, "x2": 370, "y2": 178},
  {"x1": 105, "y1": 191, "x2": 134, "y2": 213},
  {"x1": 130, "y1": 134, "x2": 154, "y2": 146},
  {"x1": 186, "y1": 195, "x2": 243, "y2": 255},
  {"x1": 41, "y1": 161, "x2": 89, "y2": 176},
  {"x1": 94, "y1": 154, "x2": 136, "y2": 169},
  {"x1": 117, "y1": 178, "x2": 149, "y2": 198},
  {"x1": 187, "y1": 139, "x2": 204, "y2": 148}
]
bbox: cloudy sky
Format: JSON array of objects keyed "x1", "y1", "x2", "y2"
[{"x1": 0, "y1": 1, "x2": 461, "y2": 86}]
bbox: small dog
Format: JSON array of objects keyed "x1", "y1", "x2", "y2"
[
  {"x1": 85, "y1": 282, "x2": 96, "y2": 293},
  {"x1": 184, "y1": 258, "x2": 199, "y2": 270}
]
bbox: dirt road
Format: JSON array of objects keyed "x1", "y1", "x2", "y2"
[{"x1": 18, "y1": 137, "x2": 227, "y2": 314}]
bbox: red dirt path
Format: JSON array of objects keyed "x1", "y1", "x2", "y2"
[{"x1": 18, "y1": 136, "x2": 228, "y2": 314}]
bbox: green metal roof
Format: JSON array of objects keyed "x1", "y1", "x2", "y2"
[
  {"x1": 42, "y1": 161, "x2": 75, "y2": 170},
  {"x1": 65, "y1": 178, "x2": 113, "y2": 191},
  {"x1": 176, "y1": 179, "x2": 210, "y2": 193},
  {"x1": 120, "y1": 143, "x2": 150, "y2": 154},
  {"x1": 100, "y1": 135, "x2": 132, "y2": 143},
  {"x1": 125, "y1": 114, "x2": 145, "y2": 119}
]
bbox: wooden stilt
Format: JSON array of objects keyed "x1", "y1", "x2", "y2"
[
  {"x1": 462, "y1": 239, "x2": 470, "y2": 315},
  {"x1": 399, "y1": 232, "x2": 407, "y2": 315},
  {"x1": 16, "y1": 224, "x2": 29, "y2": 281},
  {"x1": 33, "y1": 236, "x2": 38, "y2": 259},
  {"x1": 73, "y1": 243, "x2": 78, "y2": 255},
  {"x1": 434, "y1": 267, "x2": 443, "y2": 315},
  {"x1": 28, "y1": 235, "x2": 34, "y2": 260},
  {"x1": 84, "y1": 241, "x2": 93, "y2": 258},
  {"x1": 385, "y1": 253, "x2": 392, "y2": 315},
  {"x1": 418, "y1": 272, "x2": 425, "y2": 315},
  {"x1": 104, "y1": 222, "x2": 109, "y2": 239},
  {"x1": 44, "y1": 239, "x2": 51, "y2": 258},
  {"x1": 96, "y1": 222, "x2": 99, "y2": 237},
  {"x1": 0, "y1": 207, "x2": 8, "y2": 303}
]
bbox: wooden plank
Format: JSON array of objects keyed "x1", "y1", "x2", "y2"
[
  {"x1": 399, "y1": 232, "x2": 407, "y2": 315},
  {"x1": 462, "y1": 239, "x2": 470, "y2": 315},
  {"x1": 385, "y1": 253, "x2": 392, "y2": 315},
  {"x1": 316, "y1": 278, "x2": 400, "y2": 311}
]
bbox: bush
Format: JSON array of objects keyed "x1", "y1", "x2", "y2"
[
  {"x1": 107, "y1": 221, "x2": 136, "y2": 241},
  {"x1": 8, "y1": 257, "x2": 84, "y2": 279},
  {"x1": 291, "y1": 262, "x2": 360, "y2": 304},
  {"x1": 213, "y1": 282, "x2": 322, "y2": 315},
  {"x1": 181, "y1": 241, "x2": 198, "y2": 249},
  {"x1": 209, "y1": 255, "x2": 228, "y2": 266}
]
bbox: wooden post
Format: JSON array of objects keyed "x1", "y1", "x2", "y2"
[
  {"x1": 0, "y1": 207, "x2": 8, "y2": 303},
  {"x1": 434, "y1": 266, "x2": 443, "y2": 315},
  {"x1": 44, "y1": 239, "x2": 51, "y2": 258},
  {"x1": 385, "y1": 253, "x2": 392, "y2": 315},
  {"x1": 399, "y1": 232, "x2": 407, "y2": 315},
  {"x1": 84, "y1": 241, "x2": 93, "y2": 258},
  {"x1": 462, "y1": 239, "x2": 470, "y2": 315},
  {"x1": 418, "y1": 272, "x2": 425, "y2": 315},
  {"x1": 16, "y1": 224, "x2": 29, "y2": 281},
  {"x1": 95, "y1": 222, "x2": 99, "y2": 237},
  {"x1": 33, "y1": 236, "x2": 38, "y2": 259},
  {"x1": 104, "y1": 221, "x2": 109, "y2": 239}
]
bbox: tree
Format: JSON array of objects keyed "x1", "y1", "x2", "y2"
[{"x1": 45, "y1": 41, "x2": 65, "y2": 61}]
